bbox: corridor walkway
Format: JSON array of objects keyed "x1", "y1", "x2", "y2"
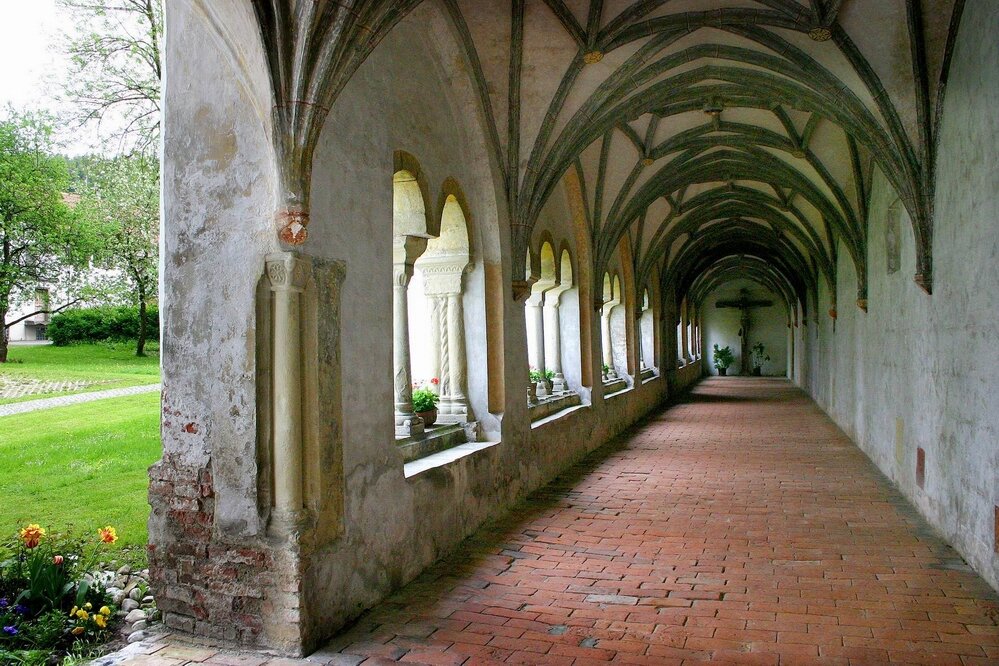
[
  {"x1": 105, "y1": 378, "x2": 999, "y2": 665},
  {"x1": 318, "y1": 379, "x2": 998, "y2": 665}
]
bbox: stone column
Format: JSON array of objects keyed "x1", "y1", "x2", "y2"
[
  {"x1": 446, "y1": 291, "x2": 469, "y2": 420},
  {"x1": 266, "y1": 252, "x2": 307, "y2": 518},
  {"x1": 543, "y1": 285, "x2": 570, "y2": 393},
  {"x1": 680, "y1": 304, "x2": 690, "y2": 365},
  {"x1": 636, "y1": 307, "x2": 646, "y2": 370},
  {"x1": 601, "y1": 307, "x2": 617, "y2": 379},
  {"x1": 422, "y1": 261, "x2": 471, "y2": 423},
  {"x1": 394, "y1": 236, "x2": 425, "y2": 438},
  {"x1": 526, "y1": 292, "x2": 546, "y2": 375}
]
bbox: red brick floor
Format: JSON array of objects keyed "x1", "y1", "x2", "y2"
[{"x1": 323, "y1": 378, "x2": 999, "y2": 665}]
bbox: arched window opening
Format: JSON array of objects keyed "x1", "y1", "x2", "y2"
[
  {"x1": 526, "y1": 241, "x2": 583, "y2": 416},
  {"x1": 392, "y1": 169, "x2": 432, "y2": 438},
  {"x1": 639, "y1": 289, "x2": 656, "y2": 379},
  {"x1": 410, "y1": 194, "x2": 472, "y2": 425},
  {"x1": 526, "y1": 241, "x2": 556, "y2": 401},
  {"x1": 608, "y1": 275, "x2": 630, "y2": 378}
]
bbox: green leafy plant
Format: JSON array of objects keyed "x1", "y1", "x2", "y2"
[
  {"x1": 0, "y1": 524, "x2": 118, "y2": 664},
  {"x1": 601, "y1": 364, "x2": 611, "y2": 375},
  {"x1": 712, "y1": 344, "x2": 734, "y2": 370},
  {"x1": 529, "y1": 368, "x2": 554, "y2": 383},
  {"x1": 750, "y1": 342, "x2": 770, "y2": 371},
  {"x1": 411, "y1": 388, "x2": 439, "y2": 413}
]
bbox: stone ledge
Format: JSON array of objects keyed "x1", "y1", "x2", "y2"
[
  {"x1": 403, "y1": 440, "x2": 501, "y2": 478},
  {"x1": 531, "y1": 402, "x2": 588, "y2": 429},
  {"x1": 396, "y1": 424, "x2": 467, "y2": 463},
  {"x1": 602, "y1": 378, "x2": 628, "y2": 397},
  {"x1": 529, "y1": 392, "x2": 582, "y2": 422}
]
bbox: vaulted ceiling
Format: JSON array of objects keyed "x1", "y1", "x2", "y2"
[{"x1": 248, "y1": 0, "x2": 966, "y2": 312}]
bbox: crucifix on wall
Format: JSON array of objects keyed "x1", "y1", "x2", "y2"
[{"x1": 716, "y1": 288, "x2": 774, "y2": 375}]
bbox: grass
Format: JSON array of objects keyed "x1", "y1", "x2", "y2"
[
  {"x1": 0, "y1": 392, "x2": 160, "y2": 563},
  {"x1": 0, "y1": 343, "x2": 160, "y2": 405}
]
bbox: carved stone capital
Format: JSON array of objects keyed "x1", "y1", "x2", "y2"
[
  {"x1": 266, "y1": 252, "x2": 310, "y2": 292},
  {"x1": 421, "y1": 259, "x2": 468, "y2": 296}
]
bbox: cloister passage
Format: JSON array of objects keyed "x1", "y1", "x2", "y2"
[
  {"x1": 315, "y1": 379, "x2": 999, "y2": 664},
  {"x1": 156, "y1": 1, "x2": 998, "y2": 658}
]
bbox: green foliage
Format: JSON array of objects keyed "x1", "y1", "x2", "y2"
[
  {"x1": 750, "y1": 342, "x2": 770, "y2": 369},
  {"x1": 712, "y1": 344, "x2": 735, "y2": 370},
  {"x1": 411, "y1": 388, "x2": 439, "y2": 413},
  {"x1": 0, "y1": 111, "x2": 98, "y2": 360},
  {"x1": 58, "y1": 0, "x2": 163, "y2": 154},
  {"x1": 73, "y1": 155, "x2": 160, "y2": 356},
  {"x1": 529, "y1": 368, "x2": 555, "y2": 383},
  {"x1": 47, "y1": 305, "x2": 159, "y2": 346},
  {"x1": 0, "y1": 526, "x2": 117, "y2": 663}
]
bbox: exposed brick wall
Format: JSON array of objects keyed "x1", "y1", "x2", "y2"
[{"x1": 148, "y1": 455, "x2": 282, "y2": 646}]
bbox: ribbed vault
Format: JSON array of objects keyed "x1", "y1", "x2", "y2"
[{"x1": 244, "y1": 0, "x2": 965, "y2": 316}]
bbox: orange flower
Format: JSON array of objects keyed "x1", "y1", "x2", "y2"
[
  {"x1": 71, "y1": 626, "x2": 85, "y2": 636},
  {"x1": 19, "y1": 524, "x2": 45, "y2": 549},
  {"x1": 97, "y1": 526, "x2": 118, "y2": 544}
]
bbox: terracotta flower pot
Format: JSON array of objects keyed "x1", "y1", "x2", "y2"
[{"x1": 416, "y1": 408, "x2": 437, "y2": 427}]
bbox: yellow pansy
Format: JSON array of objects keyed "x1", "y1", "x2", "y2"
[
  {"x1": 76, "y1": 609, "x2": 89, "y2": 620},
  {"x1": 94, "y1": 614, "x2": 107, "y2": 628},
  {"x1": 99, "y1": 606, "x2": 111, "y2": 616}
]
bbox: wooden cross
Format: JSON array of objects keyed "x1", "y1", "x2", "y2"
[{"x1": 716, "y1": 288, "x2": 774, "y2": 375}]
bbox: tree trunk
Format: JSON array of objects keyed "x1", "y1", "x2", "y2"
[
  {"x1": 136, "y1": 283, "x2": 147, "y2": 357},
  {"x1": 0, "y1": 307, "x2": 9, "y2": 364}
]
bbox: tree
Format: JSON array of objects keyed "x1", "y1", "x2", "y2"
[
  {"x1": 77, "y1": 155, "x2": 158, "y2": 356},
  {"x1": 59, "y1": 0, "x2": 163, "y2": 154},
  {"x1": 0, "y1": 113, "x2": 89, "y2": 363}
]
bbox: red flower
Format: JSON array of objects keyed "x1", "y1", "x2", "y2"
[
  {"x1": 430, "y1": 377, "x2": 439, "y2": 385},
  {"x1": 53, "y1": 555, "x2": 64, "y2": 565}
]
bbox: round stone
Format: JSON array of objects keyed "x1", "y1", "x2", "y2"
[
  {"x1": 116, "y1": 565, "x2": 131, "y2": 576},
  {"x1": 128, "y1": 587, "x2": 143, "y2": 601},
  {"x1": 131, "y1": 620, "x2": 148, "y2": 632},
  {"x1": 121, "y1": 598, "x2": 140, "y2": 612},
  {"x1": 124, "y1": 609, "x2": 147, "y2": 624},
  {"x1": 126, "y1": 630, "x2": 146, "y2": 644},
  {"x1": 141, "y1": 595, "x2": 155, "y2": 605}
]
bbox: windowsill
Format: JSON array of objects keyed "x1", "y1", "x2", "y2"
[
  {"x1": 404, "y1": 439, "x2": 501, "y2": 478},
  {"x1": 640, "y1": 367, "x2": 658, "y2": 384},
  {"x1": 602, "y1": 377, "x2": 628, "y2": 396},
  {"x1": 529, "y1": 392, "x2": 583, "y2": 425},
  {"x1": 397, "y1": 424, "x2": 468, "y2": 464}
]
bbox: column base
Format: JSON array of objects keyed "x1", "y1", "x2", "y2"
[{"x1": 396, "y1": 413, "x2": 425, "y2": 438}]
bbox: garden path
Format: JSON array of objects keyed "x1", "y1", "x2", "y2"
[{"x1": 0, "y1": 383, "x2": 161, "y2": 417}]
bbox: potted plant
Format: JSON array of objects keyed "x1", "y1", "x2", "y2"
[
  {"x1": 412, "y1": 379, "x2": 440, "y2": 426},
  {"x1": 712, "y1": 344, "x2": 734, "y2": 376},
  {"x1": 750, "y1": 342, "x2": 770, "y2": 376},
  {"x1": 529, "y1": 368, "x2": 555, "y2": 393}
]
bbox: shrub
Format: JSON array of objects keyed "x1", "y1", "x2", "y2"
[{"x1": 47, "y1": 305, "x2": 159, "y2": 346}]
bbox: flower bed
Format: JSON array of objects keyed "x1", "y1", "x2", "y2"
[{"x1": 0, "y1": 523, "x2": 126, "y2": 665}]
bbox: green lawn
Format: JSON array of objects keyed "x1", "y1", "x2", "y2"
[
  {"x1": 0, "y1": 393, "x2": 160, "y2": 561},
  {"x1": 0, "y1": 343, "x2": 160, "y2": 404}
]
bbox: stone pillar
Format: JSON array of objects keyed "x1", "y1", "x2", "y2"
[
  {"x1": 446, "y1": 291, "x2": 469, "y2": 420},
  {"x1": 394, "y1": 236, "x2": 425, "y2": 438},
  {"x1": 636, "y1": 307, "x2": 646, "y2": 370},
  {"x1": 266, "y1": 252, "x2": 307, "y2": 519},
  {"x1": 543, "y1": 285, "x2": 570, "y2": 394},
  {"x1": 422, "y1": 261, "x2": 471, "y2": 423},
  {"x1": 526, "y1": 292, "x2": 546, "y2": 374},
  {"x1": 679, "y1": 305, "x2": 690, "y2": 366}
]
